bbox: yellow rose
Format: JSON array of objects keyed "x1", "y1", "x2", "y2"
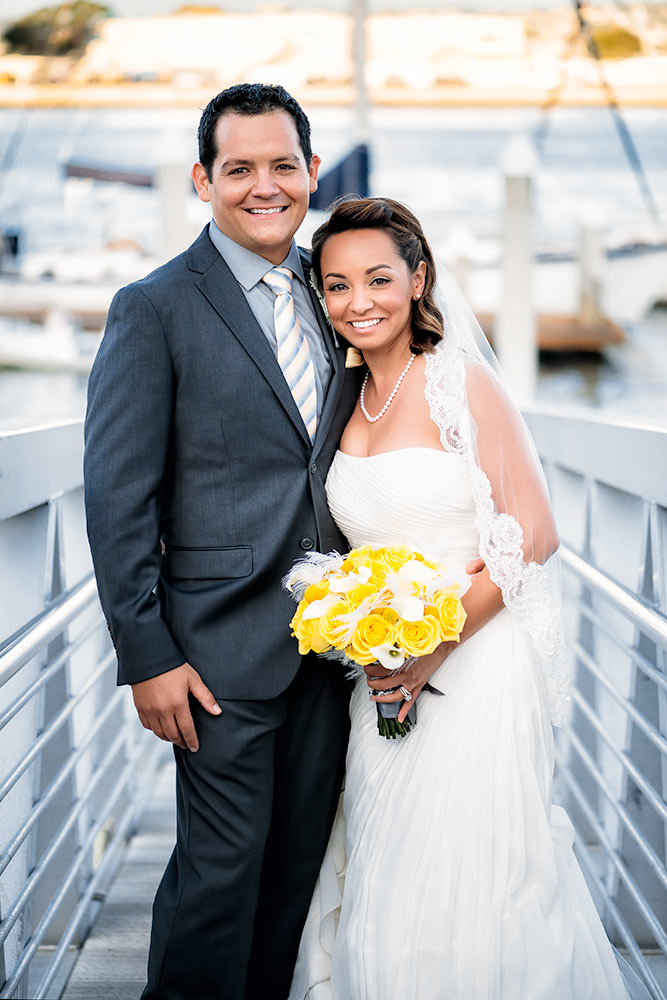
[
  {"x1": 320, "y1": 599, "x2": 354, "y2": 650},
  {"x1": 347, "y1": 612, "x2": 395, "y2": 666},
  {"x1": 290, "y1": 601, "x2": 331, "y2": 655},
  {"x1": 346, "y1": 582, "x2": 379, "y2": 607},
  {"x1": 396, "y1": 614, "x2": 442, "y2": 657},
  {"x1": 347, "y1": 612, "x2": 392, "y2": 666},
  {"x1": 375, "y1": 545, "x2": 415, "y2": 573},
  {"x1": 433, "y1": 589, "x2": 467, "y2": 641},
  {"x1": 343, "y1": 545, "x2": 377, "y2": 572}
]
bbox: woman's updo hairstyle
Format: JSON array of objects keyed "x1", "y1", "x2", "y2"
[{"x1": 310, "y1": 196, "x2": 444, "y2": 354}]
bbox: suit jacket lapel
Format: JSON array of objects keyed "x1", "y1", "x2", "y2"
[
  {"x1": 300, "y1": 254, "x2": 350, "y2": 461},
  {"x1": 190, "y1": 231, "x2": 311, "y2": 447}
]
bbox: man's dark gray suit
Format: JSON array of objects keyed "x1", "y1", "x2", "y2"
[{"x1": 84, "y1": 225, "x2": 360, "y2": 1000}]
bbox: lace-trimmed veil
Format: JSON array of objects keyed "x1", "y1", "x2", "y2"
[{"x1": 425, "y1": 267, "x2": 569, "y2": 726}]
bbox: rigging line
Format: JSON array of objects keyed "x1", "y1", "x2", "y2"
[
  {"x1": 572, "y1": 0, "x2": 662, "y2": 227},
  {"x1": 0, "y1": 107, "x2": 28, "y2": 208},
  {"x1": 533, "y1": 18, "x2": 581, "y2": 155}
]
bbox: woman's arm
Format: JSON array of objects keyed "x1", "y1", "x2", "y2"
[
  {"x1": 368, "y1": 361, "x2": 559, "y2": 721},
  {"x1": 465, "y1": 362, "x2": 559, "y2": 565},
  {"x1": 367, "y1": 565, "x2": 504, "y2": 723}
]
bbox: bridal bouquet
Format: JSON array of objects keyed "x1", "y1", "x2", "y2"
[{"x1": 284, "y1": 545, "x2": 468, "y2": 739}]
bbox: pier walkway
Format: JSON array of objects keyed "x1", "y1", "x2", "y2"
[
  {"x1": 1, "y1": 410, "x2": 667, "y2": 1000},
  {"x1": 60, "y1": 762, "x2": 174, "y2": 1000}
]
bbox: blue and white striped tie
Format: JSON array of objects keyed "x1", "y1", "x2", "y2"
[{"x1": 262, "y1": 266, "x2": 318, "y2": 442}]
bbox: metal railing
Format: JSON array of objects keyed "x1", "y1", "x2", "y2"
[
  {"x1": 1, "y1": 411, "x2": 666, "y2": 998},
  {"x1": 0, "y1": 421, "x2": 162, "y2": 1000},
  {"x1": 526, "y1": 408, "x2": 667, "y2": 999}
]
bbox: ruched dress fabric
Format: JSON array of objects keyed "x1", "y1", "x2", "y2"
[{"x1": 288, "y1": 447, "x2": 632, "y2": 1000}]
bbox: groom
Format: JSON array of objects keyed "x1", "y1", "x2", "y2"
[{"x1": 84, "y1": 83, "x2": 360, "y2": 1000}]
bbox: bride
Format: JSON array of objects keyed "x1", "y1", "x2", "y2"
[{"x1": 289, "y1": 197, "x2": 650, "y2": 1000}]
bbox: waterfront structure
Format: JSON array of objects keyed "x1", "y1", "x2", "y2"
[{"x1": 0, "y1": 9, "x2": 655, "y2": 101}]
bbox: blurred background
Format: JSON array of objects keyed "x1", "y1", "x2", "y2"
[
  {"x1": 0, "y1": 0, "x2": 666, "y2": 430},
  {"x1": 1, "y1": 10, "x2": 667, "y2": 999}
]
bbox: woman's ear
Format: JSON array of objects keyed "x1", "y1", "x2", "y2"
[{"x1": 413, "y1": 260, "x2": 427, "y2": 300}]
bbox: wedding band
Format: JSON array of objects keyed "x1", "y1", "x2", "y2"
[{"x1": 399, "y1": 685, "x2": 412, "y2": 701}]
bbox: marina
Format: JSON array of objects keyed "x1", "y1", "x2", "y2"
[
  {"x1": 1, "y1": 105, "x2": 667, "y2": 427},
  {"x1": 1, "y1": 6, "x2": 667, "y2": 991}
]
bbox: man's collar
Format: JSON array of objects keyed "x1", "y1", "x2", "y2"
[{"x1": 208, "y1": 220, "x2": 306, "y2": 291}]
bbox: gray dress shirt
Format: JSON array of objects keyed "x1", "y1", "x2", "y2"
[{"x1": 208, "y1": 220, "x2": 331, "y2": 420}]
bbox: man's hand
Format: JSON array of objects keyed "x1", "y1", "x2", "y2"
[{"x1": 132, "y1": 663, "x2": 221, "y2": 753}]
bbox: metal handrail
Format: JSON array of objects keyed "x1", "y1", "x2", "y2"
[
  {"x1": 0, "y1": 650, "x2": 115, "y2": 804},
  {"x1": 571, "y1": 638, "x2": 667, "y2": 759},
  {"x1": 0, "y1": 739, "x2": 159, "y2": 1000},
  {"x1": 560, "y1": 546, "x2": 667, "y2": 646},
  {"x1": 556, "y1": 532, "x2": 667, "y2": 997},
  {"x1": 0, "y1": 574, "x2": 98, "y2": 688},
  {"x1": 559, "y1": 763, "x2": 667, "y2": 991},
  {"x1": 0, "y1": 686, "x2": 127, "y2": 879},
  {"x1": 0, "y1": 706, "x2": 137, "y2": 948},
  {"x1": 567, "y1": 816, "x2": 666, "y2": 1000},
  {"x1": 34, "y1": 743, "x2": 164, "y2": 1000},
  {"x1": 0, "y1": 616, "x2": 105, "y2": 733},
  {"x1": 570, "y1": 686, "x2": 667, "y2": 825},
  {"x1": 574, "y1": 601, "x2": 667, "y2": 694},
  {"x1": 0, "y1": 419, "x2": 166, "y2": 1000},
  {"x1": 558, "y1": 727, "x2": 667, "y2": 891}
]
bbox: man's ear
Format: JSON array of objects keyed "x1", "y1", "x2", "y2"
[
  {"x1": 192, "y1": 162, "x2": 211, "y2": 203},
  {"x1": 309, "y1": 154, "x2": 321, "y2": 194}
]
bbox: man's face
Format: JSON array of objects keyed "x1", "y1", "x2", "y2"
[{"x1": 192, "y1": 110, "x2": 320, "y2": 265}]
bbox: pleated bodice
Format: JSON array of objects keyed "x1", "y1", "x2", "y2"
[{"x1": 325, "y1": 447, "x2": 480, "y2": 572}]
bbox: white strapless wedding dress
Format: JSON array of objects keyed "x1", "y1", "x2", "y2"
[{"x1": 289, "y1": 447, "x2": 638, "y2": 1000}]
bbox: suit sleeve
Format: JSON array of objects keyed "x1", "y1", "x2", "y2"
[{"x1": 84, "y1": 282, "x2": 185, "y2": 685}]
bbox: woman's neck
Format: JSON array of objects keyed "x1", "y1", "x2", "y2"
[{"x1": 363, "y1": 342, "x2": 415, "y2": 393}]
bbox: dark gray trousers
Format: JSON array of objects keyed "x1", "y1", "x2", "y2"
[{"x1": 141, "y1": 657, "x2": 350, "y2": 1000}]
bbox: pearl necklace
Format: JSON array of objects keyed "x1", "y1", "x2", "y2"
[{"x1": 359, "y1": 355, "x2": 416, "y2": 424}]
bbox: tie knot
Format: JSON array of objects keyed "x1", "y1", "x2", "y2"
[{"x1": 262, "y1": 266, "x2": 294, "y2": 297}]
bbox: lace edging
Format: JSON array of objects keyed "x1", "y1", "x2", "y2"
[{"x1": 424, "y1": 342, "x2": 569, "y2": 726}]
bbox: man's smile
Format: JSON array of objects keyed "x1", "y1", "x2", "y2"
[{"x1": 245, "y1": 206, "x2": 289, "y2": 214}]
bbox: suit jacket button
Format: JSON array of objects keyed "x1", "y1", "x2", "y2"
[
  {"x1": 300, "y1": 536, "x2": 314, "y2": 550},
  {"x1": 310, "y1": 462, "x2": 317, "y2": 475}
]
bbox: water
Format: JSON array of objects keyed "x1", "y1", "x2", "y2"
[
  {"x1": 2, "y1": 106, "x2": 666, "y2": 251},
  {"x1": 1, "y1": 105, "x2": 666, "y2": 431}
]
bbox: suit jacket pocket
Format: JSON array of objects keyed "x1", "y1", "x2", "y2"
[{"x1": 163, "y1": 545, "x2": 253, "y2": 580}]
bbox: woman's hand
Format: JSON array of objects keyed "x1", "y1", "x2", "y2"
[
  {"x1": 365, "y1": 562, "x2": 505, "y2": 724},
  {"x1": 365, "y1": 645, "x2": 452, "y2": 724}
]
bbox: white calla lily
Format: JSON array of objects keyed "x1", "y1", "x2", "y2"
[
  {"x1": 388, "y1": 594, "x2": 425, "y2": 622},
  {"x1": 383, "y1": 568, "x2": 427, "y2": 621},
  {"x1": 370, "y1": 644, "x2": 406, "y2": 670},
  {"x1": 302, "y1": 593, "x2": 342, "y2": 621},
  {"x1": 396, "y1": 560, "x2": 439, "y2": 587},
  {"x1": 328, "y1": 565, "x2": 372, "y2": 594}
]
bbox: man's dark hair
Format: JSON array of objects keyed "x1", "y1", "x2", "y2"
[{"x1": 197, "y1": 83, "x2": 313, "y2": 179}]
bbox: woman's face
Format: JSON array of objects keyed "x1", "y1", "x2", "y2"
[{"x1": 319, "y1": 228, "x2": 425, "y2": 357}]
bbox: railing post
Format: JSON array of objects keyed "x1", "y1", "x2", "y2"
[
  {"x1": 578, "y1": 204, "x2": 605, "y2": 326},
  {"x1": 495, "y1": 134, "x2": 537, "y2": 404},
  {"x1": 157, "y1": 144, "x2": 193, "y2": 262},
  {"x1": 0, "y1": 422, "x2": 161, "y2": 998}
]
